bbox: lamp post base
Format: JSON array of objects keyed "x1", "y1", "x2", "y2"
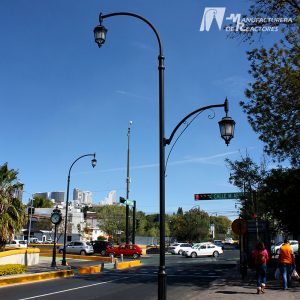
[{"x1": 158, "y1": 267, "x2": 167, "y2": 300}]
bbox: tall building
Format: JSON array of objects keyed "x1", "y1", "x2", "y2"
[
  {"x1": 73, "y1": 188, "x2": 92, "y2": 206},
  {"x1": 50, "y1": 191, "x2": 65, "y2": 203},
  {"x1": 100, "y1": 190, "x2": 116, "y2": 205},
  {"x1": 73, "y1": 188, "x2": 83, "y2": 202},
  {"x1": 82, "y1": 191, "x2": 92, "y2": 205}
]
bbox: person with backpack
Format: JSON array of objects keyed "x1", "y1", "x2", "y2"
[{"x1": 252, "y1": 241, "x2": 269, "y2": 294}]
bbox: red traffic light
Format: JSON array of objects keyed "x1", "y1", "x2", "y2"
[{"x1": 194, "y1": 194, "x2": 212, "y2": 200}]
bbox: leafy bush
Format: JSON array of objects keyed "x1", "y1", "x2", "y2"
[{"x1": 0, "y1": 264, "x2": 27, "y2": 276}]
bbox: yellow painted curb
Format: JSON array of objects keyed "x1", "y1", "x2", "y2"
[
  {"x1": 40, "y1": 253, "x2": 113, "y2": 262},
  {"x1": 77, "y1": 265, "x2": 102, "y2": 274},
  {"x1": 0, "y1": 270, "x2": 74, "y2": 286},
  {"x1": 115, "y1": 260, "x2": 141, "y2": 269},
  {"x1": 0, "y1": 248, "x2": 40, "y2": 257}
]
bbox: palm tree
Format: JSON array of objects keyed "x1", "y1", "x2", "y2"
[{"x1": 0, "y1": 163, "x2": 26, "y2": 249}]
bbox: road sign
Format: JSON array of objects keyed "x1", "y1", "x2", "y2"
[
  {"x1": 125, "y1": 200, "x2": 134, "y2": 206},
  {"x1": 194, "y1": 192, "x2": 244, "y2": 200},
  {"x1": 231, "y1": 218, "x2": 247, "y2": 235},
  {"x1": 119, "y1": 197, "x2": 134, "y2": 206}
]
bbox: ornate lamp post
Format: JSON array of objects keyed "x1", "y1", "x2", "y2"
[
  {"x1": 61, "y1": 153, "x2": 97, "y2": 266},
  {"x1": 93, "y1": 12, "x2": 235, "y2": 300}
]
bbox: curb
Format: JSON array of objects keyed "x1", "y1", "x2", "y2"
[
  {"x1": 115, "y1": 260, "x2": 141, "y2": 269},
  {"x1": 0, "y1": 269, "x2": 74, "y2": 287}
]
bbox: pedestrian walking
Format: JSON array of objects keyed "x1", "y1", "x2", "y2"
[
  {"x1": 278, "y1": 238, "x2": 296, "y2": 290},
  {"x1": 252, "y1": 241, "x2": 269, "y2": 294}
]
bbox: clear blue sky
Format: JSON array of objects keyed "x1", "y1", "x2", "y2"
[{"x1": 1, "y1": 0, "x2": 282, "y2": 220}]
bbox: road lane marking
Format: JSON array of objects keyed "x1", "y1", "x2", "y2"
[{"x1": 18, "y1": 277, "x2": 131, "y2": 300}]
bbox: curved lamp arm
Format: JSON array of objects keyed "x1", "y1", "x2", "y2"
[
  {"x1": 68, "y1": 153, "x2": 96, "y2": 177},
  {"x1": 164, "y1": 99, "x2": 228, "y2": 145},
  {"x1": 99, "y1": 12, "x2": 163, "y2": 56}
]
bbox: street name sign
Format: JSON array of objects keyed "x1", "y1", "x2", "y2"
[{"x1": 194, "y1": 192, "x2": 244, "y2": 200}]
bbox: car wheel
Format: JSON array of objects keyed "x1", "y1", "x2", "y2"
[
  {"x1": 191, "y1": 252, "x2": 197, "y2": 258},
  {"x1": 101, "y1": 250, "x2": 106, "y2": 256},
  {"x1": 276, "y1": 249, "x2": 280, "y2": 255},
  {"x1": 58, "y1": 249, "x2": 63, "y2": 254},
  {"x1": 80, "y1": 250, "x2": 86, "y2": 255},
  {"x1": 212, "y1": 251, "x2": 219, "y2": 258},
  {"x1": 178, "y1": 250, "x2": 183, "y2": 255},
  {"x1": 132, "y1": 253, "x2": 139, "y2": 259}
]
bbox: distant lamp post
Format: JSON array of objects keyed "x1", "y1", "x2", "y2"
[
  {"x1": 61, "y1": 153, "x2": 97, "y2": 266},
  {"x1": 93, "y1": 12, "x2": 235, "y2": 300}
]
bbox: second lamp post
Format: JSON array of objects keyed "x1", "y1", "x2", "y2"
[{"x1": 61, "y1": 153, "x2": 97, "y2": 266}]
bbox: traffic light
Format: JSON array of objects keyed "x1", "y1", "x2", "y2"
[
  {"x1": 119, "y1": 197, "x2": 126, "y2": 204},
  {"x1": 194, "y1": 194, "x2": 212, "y2": 200}
]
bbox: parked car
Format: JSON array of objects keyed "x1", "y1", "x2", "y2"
[
  {"x1": 224, "y1": 238, "x2": 234, "y2": 245},
  {"x1": 106, "y1": 244, "x2": 142, "y2": 259},
  {"x1": 272, "y1": 240, "x2": 299, "y2": 255},
  {"x1": 91, "y1": 240, "x2": 113, "y2": 256},
  {"x1": 214, "y1": 240, "x2": 225, "y2": 250},
  {"x1": 184, "y1": 242, "x2": 223, "y2": 258},
  {"x1": 168, "y1": 243, "x2": 193, "y2": 255},
  {"x1": 180, "y1": 243, "x2": 202, "y2": 256},
  {"x1": 5, "y1": 240, "x2": 27, "y2": 248},
  {"x1": 58, "y1": 241, "x2": 94, "y2": 255}
]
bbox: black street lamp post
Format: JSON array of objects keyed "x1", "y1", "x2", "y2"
[
  {"x1": 93, "y1": 12, "x2": 235, "y2": 300},
  {"x1": 61, "y1": 153, "x2": 97, "y2": 266}
]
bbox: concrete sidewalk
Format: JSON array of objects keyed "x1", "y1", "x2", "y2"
[{"x1": 191, "y1": 265, "x2": 300, "y2": 300}]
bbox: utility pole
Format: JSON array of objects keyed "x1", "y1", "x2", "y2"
[
  {"x1": 132, "y1": 200, "x2": 136, "y2": 244},
  {"x1": 125, "y1": 121, "x2": 132, "y2": 244}
]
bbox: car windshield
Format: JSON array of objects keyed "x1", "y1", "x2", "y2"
[
  {"x1": 275, "y1": 242, "x2": 283, "y2": 246},
  {"x1": 86, "y1": 242, "x2": 91, "y2": 246}
]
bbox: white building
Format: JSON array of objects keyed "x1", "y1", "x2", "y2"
[{"x1": 100, "y1": 190, "x2": 117, "y2": 205}]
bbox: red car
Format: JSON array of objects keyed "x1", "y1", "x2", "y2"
[{"x1": 106, "y1": 244, "x2": 142, "y2": 259}]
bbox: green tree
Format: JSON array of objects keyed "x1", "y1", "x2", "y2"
[
  {"x1": 170, "y1": 208, "x2": 210, "y2": 242},
  {"x1": 225, "y1": 154, "x2": 267, "y2": 219},
  {"x1": 95, "y1": 205, "x2": 126, "y2": 243},
  {"x1": 30, "y1": 196, "x2": 53, "y2": 208},
  {"x1": 211, "y1": 216, "x2": 232, "y2": 238},
  {"x1": 0, "y1": 163, "x2": 26, "y2": 249},
  {"x1": 237, "y1": 1, "x2": 300, "y2": 166},
  {"x1": 260, "y1": 168, "x2": 300, "y2": 237}
]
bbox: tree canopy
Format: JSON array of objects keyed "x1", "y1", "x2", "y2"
[
  {"x1": 0, "y1": 163, "x2": 26, "y2": 248},
  {"x1": 236, "y1": 1, "x2": 300, "y2": 166}
]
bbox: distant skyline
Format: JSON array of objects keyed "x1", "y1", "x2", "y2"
[{"x1": 1, "y1": 0, "x2": 288, "y2": 220}]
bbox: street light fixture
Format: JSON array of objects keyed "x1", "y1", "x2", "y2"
[
  {"x1": 93, "y1": 12, "x2": 235, "y2": 300},
  {"x1": 61, "y1": 153, "x2": 97, "y2": 266}
]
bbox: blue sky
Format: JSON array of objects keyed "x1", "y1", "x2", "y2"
[{"x1": 1, "y1": 1, "x2": 285, "y2": 220}]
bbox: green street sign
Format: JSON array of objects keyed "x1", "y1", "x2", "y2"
[
  {"x1": 119, "y1": 197, "x2": 135, "y2": 206},
  {"x1": 194, "y1": 192, "x2": 244, "y2": 200},
  {"x1": 125, "y1": 200, "x2": 134, "y2": 206}
]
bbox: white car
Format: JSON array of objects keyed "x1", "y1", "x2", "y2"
[
  {"x1": 185, "y1": 242, "x2": 223, "y2": 258},
  {"x1": 5, "y1": 240, "x2": 27, "y2": 248},
  {"x1": 272, "y1": 240, "x2": 299, "y2": 255},
  {"x1": 224, "y1": 238, "x2": 234, "y2": 244},
  {"x1": 168, "y1": 243, "x2": 193, "y2": 255}
]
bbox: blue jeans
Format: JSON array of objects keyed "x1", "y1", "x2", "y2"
[
  {"x1": 256, "y1": 264, "x2": 267, "y2": 288},
  {"x1": 279, "y1": 264, "x2": 293, "y2": 289}
]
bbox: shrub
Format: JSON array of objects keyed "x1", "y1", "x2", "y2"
[{"x1": 0, "y1": 264, "x2": 27, "y2": 276}]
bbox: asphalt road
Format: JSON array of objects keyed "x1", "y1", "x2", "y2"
[{"x1": 1, "y1": 250, "x2": 239, "y2": 300}]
